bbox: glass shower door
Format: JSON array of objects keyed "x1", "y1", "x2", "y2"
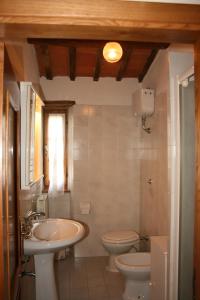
[{"x1": 179, "y1": 78, "x2": 195, "y2": 300}]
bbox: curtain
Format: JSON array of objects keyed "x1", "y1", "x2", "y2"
[{"x1": 48, "y1": 114, "x2": 65, "y2": 193}]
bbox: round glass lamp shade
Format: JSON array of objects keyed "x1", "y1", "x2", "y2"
[{"x1": 103, "y1": 42, "x2": 123, "y2": 63}]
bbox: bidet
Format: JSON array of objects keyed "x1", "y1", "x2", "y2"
[{"x1": 115, "y1": 252, "x2": 151, "y2": 300}]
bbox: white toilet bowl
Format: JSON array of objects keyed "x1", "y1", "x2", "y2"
[
  {"x1": 115, "y1": 252, "x2": 151, "y2": 300},
  {"x1": 101, "y1": 230, "x2": 139, "y2": 272}
]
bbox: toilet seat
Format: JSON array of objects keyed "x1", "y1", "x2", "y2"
[
  {"x1": 115, "y1": 253, "x2": 151, "y2": 272},
  {"x1": 102, "y1": 230, "x2": 139, "y2": 244},
  {"x1": 115, "y1": 253, "x2": 151, "y2": 300}
]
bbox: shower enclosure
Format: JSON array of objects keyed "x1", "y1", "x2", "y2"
[{"x1": 179, "y1": 74, "x2": 195, "y2": 300}]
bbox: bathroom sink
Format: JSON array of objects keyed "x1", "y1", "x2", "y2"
[
  {"x1": 24, "y1": 218, "x2": 85, "y2": 255},
  {"x1": 23, "y1": 218, "x2": 85, "y2": 300}
]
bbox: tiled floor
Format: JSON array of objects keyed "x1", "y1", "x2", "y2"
[{"x1": 20, "y1": 256, "x2": 124, "y2": 300}]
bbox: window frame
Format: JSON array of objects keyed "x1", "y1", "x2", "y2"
[{"x1": 43, "y1": 101, "x2": 75, "y2": 192}]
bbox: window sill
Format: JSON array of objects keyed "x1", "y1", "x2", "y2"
[{"x1": 42, "y1": 185, "x2": 70, "y2": 194}]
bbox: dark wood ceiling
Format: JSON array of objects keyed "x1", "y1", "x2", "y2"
[{"x1": 28, "y1": 39, "x2": 169, "y2": 82}]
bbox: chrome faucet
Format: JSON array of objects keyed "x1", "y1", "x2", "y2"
[
  {"x1": 21, "y1": 210, "x2": 45, "y2": 239},
  {"x1": 24, "y1": 210, "x2": 45, "y2": 224}
]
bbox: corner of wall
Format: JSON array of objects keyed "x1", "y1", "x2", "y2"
[{"x1": 5, "y1": 41, "x2": 40, "y2": 84}]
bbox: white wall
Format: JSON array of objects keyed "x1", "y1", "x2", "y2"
[
  {"x1": 41, "y1": 73, "x2": 142, "y2": 256},
  {"x1": 140, "y1": 50, "x2": 169, "y2": 237},
  {"x1": 6, "y1": 42, "x2": 40, "y2": 84},
  {"x1": 40, "y1": 77, "x2": 139, "y2": 105},
  {"x1": 41, "y1": 76, "x2": 141, "y2": 256},
  {"x1": 68, "y1": 104, "x2": 141, "y2": 257}
]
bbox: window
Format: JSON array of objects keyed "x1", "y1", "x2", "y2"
[
  {"x1": 48, "y1": 114, "x2": 65, "y2": 191},
  {"x1": 43, "y1": 101, "x2": 75, "y2": 192}
]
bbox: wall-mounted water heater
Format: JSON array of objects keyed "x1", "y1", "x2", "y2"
[{"x1": 132, "y1": 88, "x2": 155, "y2": 134}]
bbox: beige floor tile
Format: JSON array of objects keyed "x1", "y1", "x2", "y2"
[
  {"x1": 104, "y1": 270, "x2": 124, "y2": 288},
  {"x1": 108, "y1": 285, "x2": 124, "y2": 299},
  {"x1": 70, "y1": 272, "x2": 88, "y2": 289},
  {"x1": 88, "y1": 285, "x2": 109, "y2": 300},
  {"x1": 20, "y1": 276, "x2": 35, "y2": 300},
  {"x1": 70, "y1": 287, "x2": 89, "y2": 300},
  {"x1": 87, "y1": 274, "x2": 105, "y2": 287},
  {"x1": 20, "y1": 255, "x2": 125, "y2": 300}
]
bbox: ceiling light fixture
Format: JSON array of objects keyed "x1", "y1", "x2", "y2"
[{"x1": 103, "y1": 42, "x2": 123, "y2": 63}]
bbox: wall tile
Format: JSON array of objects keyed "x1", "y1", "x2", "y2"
[
  {"x1": 139, "y1": 91, "x2": 168, "y2": 237},
  {"x1": 71, "y1": 104, "x2": 141, "y2": 256}
]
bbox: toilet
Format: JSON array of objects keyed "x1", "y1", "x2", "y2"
[
  {"x1": 101, "y1": 230, "x2": 139, "y2": 272},
  {"x1": 115, "y1": 252, "x2": 151, "y2": 300}
]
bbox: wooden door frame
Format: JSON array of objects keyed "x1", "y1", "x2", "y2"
[
  {"x1": 1, "y1": 1, "x2": 200, "y2": 299},
  {"x1": 0, "y1": 43, "x2": 21, "y2": 300},
  {"x1": 194, "y1": 41, "x2": 200, "y2": 300},
  {"x1": 0, "y1": 42, "x2": 4, "y2": 300},
  {"x1": 0, "y1": 1, "x2": 200, "y2": 43}
]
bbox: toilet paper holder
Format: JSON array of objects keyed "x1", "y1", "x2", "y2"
[{"x1": 80, "y1": 202, "x2": 91, "y2": 214}]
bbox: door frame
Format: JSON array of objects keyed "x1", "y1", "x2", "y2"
[
  {"x1": 0, "y1": 41, "x2": 4, "y2": 300},
  {"x1": 0, "y1": 1, "x2": 200, "y2": 43},
  {"x1": 1, "y1": 1, "x2": 200, "y2": 299},
  {"x1": 0, "y1": 43, "x2": 21, "y2": 300}
]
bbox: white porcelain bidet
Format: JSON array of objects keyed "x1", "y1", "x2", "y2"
[{"x1": 115, "y1": 252, "x2": 151, "y2": 300}]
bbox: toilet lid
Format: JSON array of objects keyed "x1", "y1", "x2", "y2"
[{"x1": 102, "y1": 230, "x2": 139, "y2": 244}]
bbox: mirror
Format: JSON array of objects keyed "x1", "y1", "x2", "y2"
[{"x1": 20, "y1": 82, "x2": 44, "y2": 189}]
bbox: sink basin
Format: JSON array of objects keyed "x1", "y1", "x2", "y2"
[
  {"x1": 24, "y1": 218, "x2": 85, "y2": 255},
  {"x1": 23, "y1": 218, "x2": 85, "y2": 300}
]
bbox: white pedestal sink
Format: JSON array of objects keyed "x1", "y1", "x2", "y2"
[{"x1": 24, "y1": 218, "x2": 85, "y2": 300}]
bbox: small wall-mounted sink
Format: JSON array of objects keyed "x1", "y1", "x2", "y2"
[
  {"x1": 24, "y1": 218, "x2": 85, "y2": 255},
  {"x1": 23, "y1": 218, "x2": 85, "y2": 300}
]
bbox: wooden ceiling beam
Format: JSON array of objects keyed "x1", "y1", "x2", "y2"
[
  {"x1": 40, "y1": 44, "x2": 52, "y2": 80},
  {"x1": 68, "y1": 47, "x2": 76, "y2": 81},
  {"x1": 138, "y1": 49, "x2": 159, "y2": 83},
  {"x1": 28, "y1": 38, "x2": 169, "y2": 50},
  {"x1": 116, "y1": 47, "x2": 132, "y2": 81},
  {"x1": 2, "y1": 1, "x2": 200, "y2": 43},
  {"x1": 93, "y1": 48, "x2": 102, "y2": 81},
  {"x1": 1, "y1": 0, "x2": 200, "y2": 26}
]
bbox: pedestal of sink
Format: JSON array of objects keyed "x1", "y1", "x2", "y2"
[
  {"x1": 34, "y1": 253, "x2": 58, "y2": 300},
  {"x1": 23, "y1": 218, "x2": 85, "y2": 300}
]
